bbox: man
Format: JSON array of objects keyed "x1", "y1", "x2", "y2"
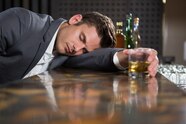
[{"x1": 0, "y1": 7, "x2": 158, "y2": 83}]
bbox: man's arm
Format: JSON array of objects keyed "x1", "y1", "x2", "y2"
[
  {"x1": 62, "y1": 47, "x2": 159, "y2": 77},
  {"x1": 62, "y1": 48, "x2": 123, "y2": 71}
]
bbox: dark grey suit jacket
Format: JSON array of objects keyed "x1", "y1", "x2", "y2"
[
  {"x1": 0, "y1": 7, "x2": 121, "y2": 83},
  {"x1": 0, "y1": 7, "x2": 67, "y2": 83}
]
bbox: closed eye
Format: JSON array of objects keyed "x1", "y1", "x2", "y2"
[
  {"x1": 80, "y1": 32, "x2": 86, "y2": 44},
  {"x1": 82, "y1": 48, "x2": 88, "y2": 53}
]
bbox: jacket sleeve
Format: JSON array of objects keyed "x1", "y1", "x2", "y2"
[{"x1": 62, "y1": 48, "x2": 123, "y2": 72}]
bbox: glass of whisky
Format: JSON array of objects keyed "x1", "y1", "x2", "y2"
[{"x1": 128, "y1": 48, "x2": 150, "y2": 79}]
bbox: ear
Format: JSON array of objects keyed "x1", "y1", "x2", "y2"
[{"x1": 68, "y1": 14, "x2": 83, "y2": 25}]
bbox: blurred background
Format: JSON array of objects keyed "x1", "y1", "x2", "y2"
[{"x1": 0, "y1": 0, "x2": 186, "y2": 65}]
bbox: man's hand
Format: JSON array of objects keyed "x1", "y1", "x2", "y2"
[{"x1": 116, "y1": 48, "x2": 159, "y2": 77}]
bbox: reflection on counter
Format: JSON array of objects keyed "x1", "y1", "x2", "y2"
[
  {"x1": 1, "y1": 67, "x2": 186, "y2": 124},
  {"x1": 0, "y1": 70, "x2": 159, "y2": 124},
  {"x1": 111, "y1": 77, "x2": 158, "y2": 120},
  {"x1": 40, "y1": 71, "x2": 157, "y2": 123},
  {"x1": 53, "y1": 74, "x2": 158, "y2": 123}
]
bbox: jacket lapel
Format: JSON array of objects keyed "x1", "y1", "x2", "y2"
[{"x1": 24, "y1": 18, "x2": 66, "y2": 76}]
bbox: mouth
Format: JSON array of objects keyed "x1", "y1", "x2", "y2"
[{"x1": 65, "y1": 43, "x2": 75, "y2": 54}]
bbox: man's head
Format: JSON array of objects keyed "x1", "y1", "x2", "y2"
[{"x1": 55, "y1": 11, "x2": 116, "y2": 56}]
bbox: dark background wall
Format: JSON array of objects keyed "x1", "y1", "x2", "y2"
[
  {"x1": 0, "y1": 0, "x2": 51, "y2": 14},
  {"x1": 0, "y1": 0, "x2": 163, "y2": 58}
]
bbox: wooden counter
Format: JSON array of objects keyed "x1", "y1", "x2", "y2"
[{"x1": 0, "y1": 68, "x2": 186, "y2": 124}]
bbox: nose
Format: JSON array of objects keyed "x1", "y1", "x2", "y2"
[{"x1": 74, "y1": 43, "x2": 86, "y2": 55}]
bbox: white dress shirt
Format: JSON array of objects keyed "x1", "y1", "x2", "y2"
[
  {"x1": 113, "y1": 52, "x2": 126, "y2": 70},
  {"x1": 24, "y1": 25, "x2": 60, "y2": 78}
]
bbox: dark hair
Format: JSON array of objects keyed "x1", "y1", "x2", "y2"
[{"x1": 75, "y1": 12, "x2": 116, "y2": 48}]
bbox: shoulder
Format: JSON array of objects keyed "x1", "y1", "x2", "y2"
[
  {"x1": 3, "y1": 7, "x2": 30, "y2": 15},
  {"x1": 0, "y1": 7, "x2": 34, "y2": 23},
  {"x1": 2, "y1": 7, "x2": 53, "y2": 21}
]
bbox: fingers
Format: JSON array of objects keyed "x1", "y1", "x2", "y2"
[
  {"x1": 148, "y1": 55, "x2": 159, "y2": 77},
  {"x1": 147, "y1": 49, "x2": 158, "y2": 62},
  {"x1": 142, "y1": 48, "x2": 159, "y2": 77}
]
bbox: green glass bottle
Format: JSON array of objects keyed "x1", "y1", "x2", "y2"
[
  {"x1": 133, "y1": 17, "x2": 141, "y2": 48},
  {"x1": 125, "y1": 13, "x2": 134, "y2": 49}
]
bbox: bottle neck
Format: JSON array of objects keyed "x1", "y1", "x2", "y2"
[
  {"x1": 133, "y1": 17, "x2": 140, "y2": 32},
  {"x1": 125, "y1": 13, "x2": 134, "y2": 49},
  {"x1": 134, "y1": 24, "x2": 139, "y2": 32},
  {"x1": 126, "y1": 19, "x2": 132, "y2": 31},
  {"x1": 133, "y1": 22, "x2": 141, "y2": 48}
]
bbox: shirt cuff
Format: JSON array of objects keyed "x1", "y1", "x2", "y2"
[{"x1": 113, "y1": 52, "x2": 126, "y2": 70}]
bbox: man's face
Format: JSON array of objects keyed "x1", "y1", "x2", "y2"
[{"x1": 55, "y1": 18, "x2": 101, "y2": 56}]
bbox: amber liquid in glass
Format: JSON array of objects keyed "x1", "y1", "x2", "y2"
[{"x1": 129, "y1": 61, "x2": 150, "y2": 74}]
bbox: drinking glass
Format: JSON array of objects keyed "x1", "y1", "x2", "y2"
[{"x1": 128, "y1": 48, "x2": 150, "y2": 78}]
